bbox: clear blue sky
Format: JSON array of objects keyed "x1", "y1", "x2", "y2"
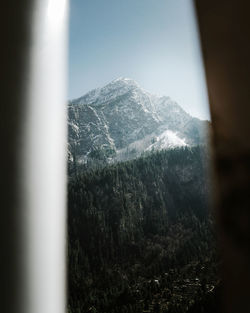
[{"x1": 69, "y1": 0, "x2": 210, "y2": 120}]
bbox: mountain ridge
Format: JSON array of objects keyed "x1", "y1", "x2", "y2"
[{"x1": 68, "y1": 78, "x2": 209, "y2": 164}]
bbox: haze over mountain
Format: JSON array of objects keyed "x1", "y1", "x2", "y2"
[{"x1": 68, "y1": 78, "x2": 208, "y2": 164}]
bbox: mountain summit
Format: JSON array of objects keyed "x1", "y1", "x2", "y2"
[{"x1": 68, "y1": 78, "x2": 208, "y2": 164}]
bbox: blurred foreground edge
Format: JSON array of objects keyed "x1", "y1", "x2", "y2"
[
  {"x1": 0, "y1": 1, "x2": 68, "y2": 313},
  {"x1": 195, "y1": 1, "x2": 250, "y2": 313}
]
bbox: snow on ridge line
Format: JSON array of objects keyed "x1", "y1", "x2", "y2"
[
  {"x1": 146, "y1": 130, "x2": 187, "y2": 152},
  {"x1": 69, "y1": 78, "x2": 191, "y2": 124},
  {"x1": 159, "y1": 130, "x2": 187, "y2": 147}
]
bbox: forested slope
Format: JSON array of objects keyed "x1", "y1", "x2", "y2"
[{"x1": 68, "y1": 147, "x2": 219, "y2": 313}]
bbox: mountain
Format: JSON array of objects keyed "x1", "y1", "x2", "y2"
[
  {"x1": 67, "y1": 79, "x2": 219, "y2": 313},
  {"x1": 68, "y1": 78, "x2": 209, "y2": 164}
]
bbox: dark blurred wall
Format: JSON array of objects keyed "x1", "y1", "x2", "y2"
[
  {"x1": 195, "y1": 1, "x2": 250, "y2": 312},
  {"x1": 0, "y1": 2, "x2": 34, "y2": 313}
]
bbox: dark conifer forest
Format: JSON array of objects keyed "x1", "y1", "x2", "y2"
[{"x1": 68, "y1": 147, "x2": 220, "y2": 313}]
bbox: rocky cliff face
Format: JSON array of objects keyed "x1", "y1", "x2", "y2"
[{"x1": 68, "y1": 77, "x2": 208, "y2": 163}]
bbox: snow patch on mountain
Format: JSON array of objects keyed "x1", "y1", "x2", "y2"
[{"x1": 146, "y1": 130, "x2": 187, "y2": 151}]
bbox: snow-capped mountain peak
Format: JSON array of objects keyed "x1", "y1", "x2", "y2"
[
  {"x1": 68, "y1": 78, "x2": 208, "y2": 164},
  {"x1": 110, "y1": 77, "x2": 139, "y2": 86}
]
